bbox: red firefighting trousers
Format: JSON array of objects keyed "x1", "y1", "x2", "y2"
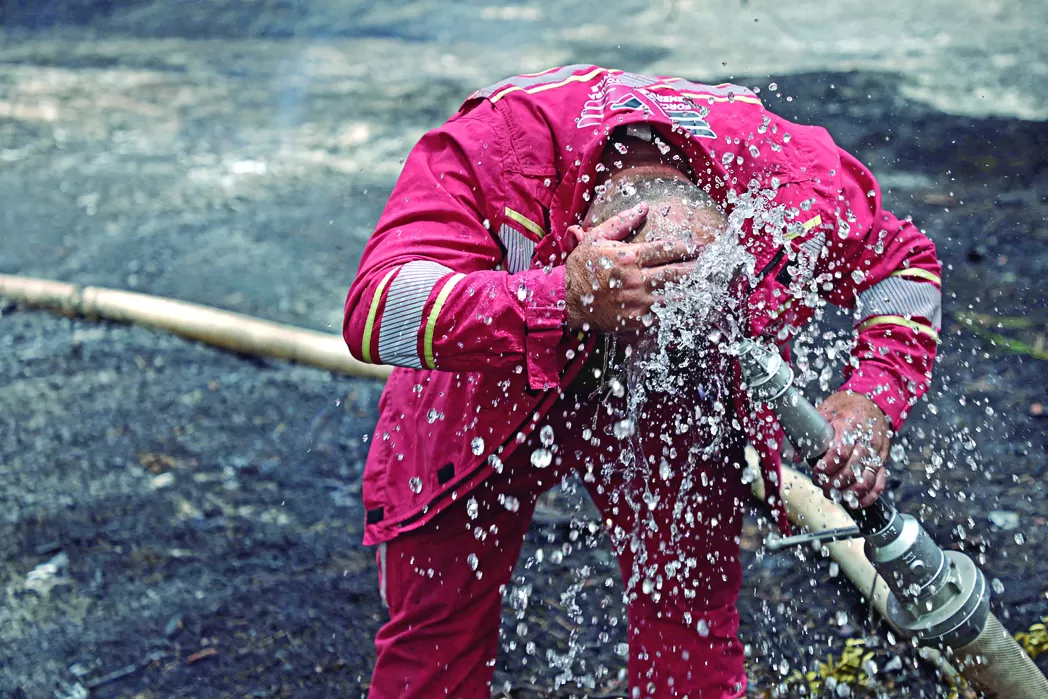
[{"x1": 367, "y1": 389, "x2": 751, "y2": 699}]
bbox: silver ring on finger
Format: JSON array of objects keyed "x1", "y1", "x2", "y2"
[{"x1": 863, "y1": 464, "x2": 878, "y2": 477}]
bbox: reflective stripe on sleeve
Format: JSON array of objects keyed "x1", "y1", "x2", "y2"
[
  {"x1": 857, "y1": 315, "x2": 940, "y2": 341},
  {"x1": 361, "y1": 268, "x2": 398, "y2": 364},
  {"x1": 891, "y1": 267, "x2": 942, "y2": 285},
  {"x1": 498, "y1": 223, "x2": 537, "y2": 273},
  {"x1": 423, "y1": 273, "x2": 466, "y2": 369},
  {"x1": 857, "y1": 276, "x2": 942, "y2": 330},
  {"x1": 376, "y1": 260, "x2": 453, "y2": 367}
]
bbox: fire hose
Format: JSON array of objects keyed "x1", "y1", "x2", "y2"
[{"x1": 738, "y1": 338, "x2": 1048, "y2": 698}]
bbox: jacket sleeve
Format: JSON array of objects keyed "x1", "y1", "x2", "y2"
[
  {"x1": 343, "y1": 105, "x2": 567, "y2": 390},
  {"x1": 815, "y1": 147, "x2": 942, "y2": 431}
]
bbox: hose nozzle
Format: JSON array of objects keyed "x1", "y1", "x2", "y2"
[{"x1": 738, "y1": 338, "x2": 990, "y2": 647}]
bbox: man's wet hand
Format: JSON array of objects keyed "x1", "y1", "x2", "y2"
[
  {"x1": 563, "y1": 202, "x2": 699, "y2": 334},
  {"x1": 812, "y1": 391, "x2": 891, "y2": 509}
]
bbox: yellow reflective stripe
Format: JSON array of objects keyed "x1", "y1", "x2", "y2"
[
  {"x1": 361, "y1": 269, "x2": 398, "y2": 364},
  {"x1": 504, "y1": 208, "x2": 545, "y2": 238},
  {"x1": 423, "y1": 273, "x2": 466, "y2": 369},
  {"x1": 490, "y1": 67, "x2": 604, "y2": 103},
  {"x1": 785, "y1": 216, "x2": 823, "y2": 241},
  {"x1": 679, "y1": 91, "x2": 762, "y2": 106},
  {"x1": 858, "y1": 315, "x2": 939, "y2": 341},
  {"x1": 891, "y1": 267, "x2": 941, "y2": 285}
]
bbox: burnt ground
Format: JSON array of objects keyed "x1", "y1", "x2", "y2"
[{"x1": 1, "y1": 5, "x2": 1047, "y2": 698}]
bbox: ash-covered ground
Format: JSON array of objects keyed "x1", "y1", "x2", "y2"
[{"x1": 1, "y1": 2, "x2": 1047, "y2": 697}]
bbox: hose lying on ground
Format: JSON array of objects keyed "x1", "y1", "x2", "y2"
[
  {"x1": 0, "y1": 274, "x2": 393, "y2": 381},
  {"x1": 754, "y1": 462, "x2": 1048, "y2": 698},
  {"x1": 954, "y1": 612, "x2": 1048, "y2": 698},
  {"x1": 750, "y1": 462, "x2": 969, "y2": 691}
]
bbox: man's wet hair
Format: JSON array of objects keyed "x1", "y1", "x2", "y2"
[{"x1": 586, "y1": 172, "x2": 721, "y2": 232}]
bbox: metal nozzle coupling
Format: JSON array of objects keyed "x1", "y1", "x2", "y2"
[
  {"x1": 738, "y1": 338, "x2": 990, "y2": 647},
  {"x1": 737, "y1": 338, "x2": 834, "y2": 463}
]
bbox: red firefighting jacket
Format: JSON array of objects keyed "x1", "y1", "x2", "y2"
[{"x1": 344, "y1": 65, "x2": 942, "y2": 545}]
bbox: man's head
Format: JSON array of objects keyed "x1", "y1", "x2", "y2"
[{"x1": 586, "y1": 133, "x2": 726, "y2": 247}]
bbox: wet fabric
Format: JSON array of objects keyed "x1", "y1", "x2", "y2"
[{"x1": 369, "y1": 391, "x2": 750, "y2": 699}]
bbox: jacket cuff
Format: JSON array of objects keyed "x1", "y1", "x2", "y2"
[
  {"x1": 522, "y1": 265, "x2": 567, "y2": 391},
  {"x1": 840, "y1": 364, "x2": 909, "y2": 431}
]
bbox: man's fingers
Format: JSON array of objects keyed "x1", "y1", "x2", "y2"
[
  {"x1": 642, "y1": 262, "x2": 695, "y2": 290},
  {"x1": 844, "y1": 461, "x2": 877, "y2": 497},
  {"x1": 858, "y1": 469, "x2": 888, "y2": 508},
  {"x1": 564, "y1": 224, "x2": 584, "y2": 253},
  {"x1": 815, "y1": 439, "x2": 851, "y2": 478},
  {"x1": 635, "y1": 239, "x2": 699, "y2": 268},
  {"x1": 593, "y1": 202, "x2": 649, "y2": 242}
]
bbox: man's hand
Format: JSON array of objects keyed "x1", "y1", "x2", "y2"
[
  {"x1": 813, "y1": 391, "x2": 891, "y2": 508},
  {"x1": 564, "y1": 202, "x2": 699, "y2": 334}
]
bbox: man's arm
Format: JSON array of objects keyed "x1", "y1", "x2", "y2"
[
  {"x1": 344, "y1": 104, "x2": 691, "y2": 390},
  {"x1": 343, "y1": 108, "x2": 572, "y2": 390},
  {"x1": 808, "y1": 146, "x2": 942, "y2": 506}
]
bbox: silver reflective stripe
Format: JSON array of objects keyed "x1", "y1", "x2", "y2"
[
  {"x1": 616, "y1": 72, "x2": 658, "y2": 88},
  {"x1": 475, "y1": 64, "x2": 591, "y2": 98},
  {"x1": 498, "y1": 223, "x2": 536, "y2": 273},
  {"x1": 794, "y1": 231, "x2": 826, "y2": 283},
  {"x1": 857, "y1": 276, "x2": 942, "y2": 330},
  {"x1": 377, "y1": 261, "x2": 453, "y2": 367},
  {"x1": 798, "y1": 231, "x2": 826, "y2": 262},
  {"x1": 672, "y1": 78, "x2": 759, "y2": 99},
  {"x1": 378, "y1": 542, "x2": 388, "y2": 608}
]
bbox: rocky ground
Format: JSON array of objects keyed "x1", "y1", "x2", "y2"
[{"x1": 1, "y1": 2, "x2": 1046, "y2": 697}]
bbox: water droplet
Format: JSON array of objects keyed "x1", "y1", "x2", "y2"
[
  {"x1": 500, "y1": 494, "x2": 520, "y2": 512},
  {"x1": 659, "y1": 460, "x2": 673, "y2": 481},
  {"x1": 837, "y1": 218, "x2": 851, "y2": 239},
  {"x1": 768, "y1": 82, "x2": 778, "y2": 91},
  {"x1": 641, "y1": 579, "x2": 654, "y2": 594},
  {"x1": 991, "y1": 577, "x2": 1004, "y2": 594},
  {"x1": 539, "y1": 425, "x2": 554, "y2": 446},
  {"x1": 850, "y1": 269, "x2": 865, "y2": 284},
  {"x1": 696, "y1": 619, "x2": 709, "y2": 637},
  {"x1": 409, "y1": 477, "x2": 423, "y2": 494},
  {"x1": 748, "y1": 144, "x2": 760, "y2": 158},
  {"x1": 426, "y1": 409, "x2": 440, "y2": 424},
  {"x1": 471, "y1": 437, "x2": 485, "y2": 455},
  {"x1": 610, "y1": 378, "x2": 625, "y2": 398},
  {"x1": 613, "y1": 419, "x2": 634, "y2": 440},
  {"x1": 467, "y1": 553, "x2": 479, "y2": 570},
  {"x1": 530, "y1": 448, "x2": 552, "y2": 469},
  {"x1": 615, "y1": 642, "x2": 629, "y2": 657},
  {"x1": 467, "y1": 497, "x2": 479, "y2": 520}
]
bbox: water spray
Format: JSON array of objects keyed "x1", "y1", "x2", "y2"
[{"x1": 737, "y1": 338, "x2": 1048, "y2": 698}]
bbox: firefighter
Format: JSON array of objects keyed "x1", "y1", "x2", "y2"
[{"x1": 344, "y1": 65, "x2": 941, "y2": 698}]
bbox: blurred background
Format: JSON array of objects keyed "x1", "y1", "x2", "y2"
[{"x1": 1, "y1": 1, "x2": 1046, "y2": 697}]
